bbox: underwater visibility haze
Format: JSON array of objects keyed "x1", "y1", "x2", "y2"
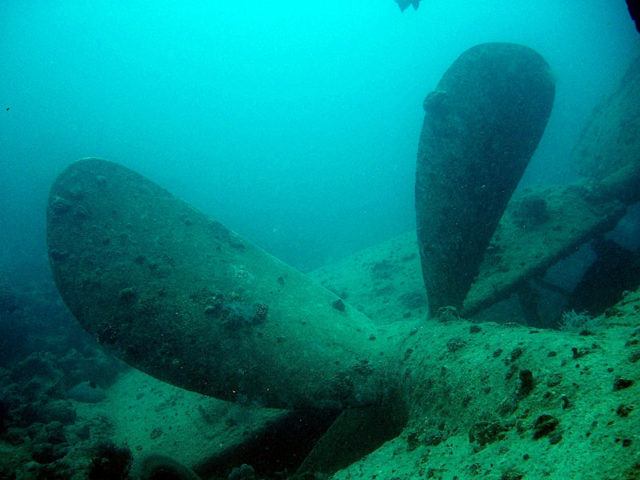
[
  {"x1": 1, "y1": 0, "x2": 638, "y2": 272},
  {"x1": 2, "y1": 1, "x2": 640, "y2": 479}
]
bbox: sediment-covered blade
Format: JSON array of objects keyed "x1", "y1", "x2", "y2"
[
  {"x1": 47, "y1": 158, "x2": 397, "y2": 410},
  {"x1": 416, "y1": 43, "x2": 555, "y2": 315}
]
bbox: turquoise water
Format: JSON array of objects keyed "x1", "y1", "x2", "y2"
[
  {"x1": 1, "y1": 3, "x2": 640, "y2": 478},
  {"x1": 0, "y1": 0, "x2": 637, "y2": 272}
]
